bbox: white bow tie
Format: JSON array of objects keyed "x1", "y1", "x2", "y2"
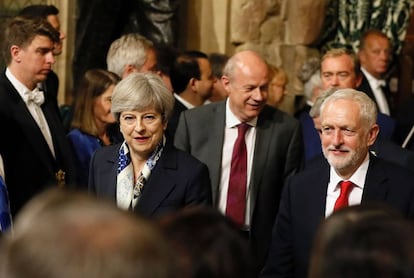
[
  {"x1": 25, "y1": 88, "x2": 44, "y2": 106},
  {"x1": 377, "y1": 80, "x2": 386, "y2": 88}
]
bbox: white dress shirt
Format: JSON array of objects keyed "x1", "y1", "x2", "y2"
[
  {"x1": 218, "y1": 99, "x2": 257, "y2": 228},
  {"x1": 325, "y1": 154, "x2": 370, "y2": 217}
]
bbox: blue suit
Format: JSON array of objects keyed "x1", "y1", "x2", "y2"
[
  {"x1": 88, "y1": 142, "x2": 212, "y2": 218},
  {"x1": 0, "y1": 176, "x2": 12, "y2": 232}
]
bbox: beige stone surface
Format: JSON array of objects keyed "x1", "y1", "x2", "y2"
[
  {"x1": 228, "y1": 0, "x2": 327, "y2": 107},
  {"x1": 285, "y1": 0, "x2": 328, "y2": 44}
]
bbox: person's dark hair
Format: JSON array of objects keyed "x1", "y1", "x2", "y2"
[
  {"x1": 153, "y1": 43, "x2": 178, "y2": 77},
  {"x1": 71, "y1": 69, "x2": 120, "y2": 136},
  {"x1": 309, "y1": 203, "x2": 414, "y2": 278},
  {"x1": 209, "y1": 52, "x2": 229, "y2": 79},
  {"x1": 18, "y1": 4, "x2": 59, "y2": 19},
  {"x1": 158, "y1": 206, "x2": 252, "y2": 278},
  {"x1": 2, "y1": 16, "x2": 59, "y2": 65},
  {"x1": 170, "y1": 54, "x2": 202, "y2": 94}
]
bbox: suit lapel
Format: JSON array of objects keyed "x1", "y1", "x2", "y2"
[
  {"x1": 250, "y1": 108, "x2": 274, "y2": 213},
  {"x1": 310, "y1": 163, "x2": 330, "y2": 223},
  {"x1": 41, "y1": 97, "x2": 70, "y2": 165},
  {"x1": 102, "y1": 147, "x2": 119, "y2": 198},
  {"x1": 136, "y1": 146, "x2": 177, "y2": 216},
  {"x1": 207, "y1": 102, "x2": 226, "y2": 204},
  {"x1": 362, "y1": 156, "x2": 389, "y2": 201}
]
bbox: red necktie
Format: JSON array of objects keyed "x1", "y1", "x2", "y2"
[
  {"x1": 334, "y1": 180, "x2": 354, "y2": 211},
  {"x1": 226, "y1": 123, "x2": 250, "y2": 227}
]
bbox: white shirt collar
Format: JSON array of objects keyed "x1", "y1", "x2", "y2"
[
  {"x1": 328, "y1": 153, "x2": 370, "y2": 193},
  {"x1": 225, "y1": 98, "x2": 257, "y2": 128},
  {"x1": 5, "y1": 68, "x2": 43, "y2": 101},
  {"x1": 361, "y1": 67, "x2": 386, "y2": 88},
  {"x1": 174, "y1": 93, "x2": 195, "y2": 109},
  {"x1": 5, "y1": 68, "x2": 31, "y2": 99}
]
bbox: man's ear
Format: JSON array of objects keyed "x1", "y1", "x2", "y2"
[
  {"x1": 189, "y1": 77, "x2": 197, "y2": 91},
  {"x1": 124, "y1": 64, "x2": 137, "y2": 76},
  {"x1": 10, "y1": 45, "x2": 21, "y2": 63},
  {"x1": 222, "y1": 75, "x2": 231, "y2": 93},
  {"x1": 367, "y1": 124, "x2": 380, "y2": 147}
]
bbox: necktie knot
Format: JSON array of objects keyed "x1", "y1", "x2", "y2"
[
  {"x1": 238, "y1": 123, "x2": 250, "y2": 137},
  {"x1": 25, "y1": 88, "x2": 44, "y2": 106},
  {"x1": 334, "y1": 180, "x2": 355, "y2": 211}
]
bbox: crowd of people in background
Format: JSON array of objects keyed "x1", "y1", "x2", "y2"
[{"x1": 1, "y1": 4, "x2": 414, "y2": 278}]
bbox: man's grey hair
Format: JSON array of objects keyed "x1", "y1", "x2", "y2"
[
  {"x1": 106, "y1": 33, "x2": 153, "y2": 77},
  {"x1": 320, "y1": 88, "x2": 378, "y2": 128}
]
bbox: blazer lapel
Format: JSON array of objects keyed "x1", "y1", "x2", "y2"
[
  {"x1": 249, "y1": 109, "x2": 274, "y2": 214},
  {"x1": 362, "y1": 156, "x2": 389, "y2": 201},
  {"x1": 41, "y1": 97, "x2": 71, "y2": 164},
  {"x1": 136, "y1": 146, "x2": 177, "y2": 216},
  {"x1": 207, "y1": 102, "x2": 226, "y2": 204},
  {"x1": 103, "y1": 148, "x2": 119, "y2": 199},
  {"x1": 309, "y1": 164, "x2": 330, "y2": 227}
]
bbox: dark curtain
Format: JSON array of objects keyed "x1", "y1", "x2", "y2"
[{"x1": 72, "y1": 0, "x2": 179, "y2": 93}]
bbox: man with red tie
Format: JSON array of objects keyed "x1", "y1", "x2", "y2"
[
  {"x1": 174, "y1": 50, "x2": 304, "y2": 276},
  {"x1": 261, "y1": 88, "x2": 414, "y2": 278}
]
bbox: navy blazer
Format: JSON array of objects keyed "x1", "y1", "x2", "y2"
[
  {"x1": 0, "y1": 70, "x2": 76, "y2": 215},
  {"x1": 174, "y1": 100, "x2": 304, "y2": 275},
  {"x1": 262, "y1": 155, "x2": 414, "y2": 278},
  {"x1": 88, "y1": 142, "x2": 212, "y2": 218}
]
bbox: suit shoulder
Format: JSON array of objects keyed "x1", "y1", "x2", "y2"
[
  {"x1": 171, "y1": 146, "x2": 207, "y2": 168},
  {"x1": 372, "y1": 156, "x2": 414, "y2": 178},
  {"x1": 93, "y1": 143, "x2": 121, "y2": 159},
  {"x1": 182, "y1": 101, "x2": 223, "y2": 117},
  {"x1": 262, "y1": 105, "x2": 299, "y2": 124},
  {"x1": 291, "y1": 155, "x2": 328, "y2": 181}
]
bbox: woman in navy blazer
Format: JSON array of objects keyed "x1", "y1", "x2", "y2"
[{"x1": 88, "y1": 72, "x2": 211, "y2": 218}]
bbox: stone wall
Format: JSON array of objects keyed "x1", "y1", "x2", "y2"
[{"x1": 230, "y1": 0, "x2": 328, "y2": 114}]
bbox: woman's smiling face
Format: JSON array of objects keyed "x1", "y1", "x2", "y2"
[{"x1": 119, "y1": 107, "x2": 166, "y2": 160}]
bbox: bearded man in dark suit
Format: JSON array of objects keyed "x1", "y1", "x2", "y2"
[{"x1": 262, "y1": 89, "x2": 414, "y2": 278}]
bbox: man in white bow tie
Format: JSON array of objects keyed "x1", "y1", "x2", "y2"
[{"x1": 0, "y1": 16, "x2": 76, "y2": 216}]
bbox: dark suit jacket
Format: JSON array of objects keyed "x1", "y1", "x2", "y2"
[
  {"x1": 0, "y1": 70, "x2": 76, "y2": 215},
  {"x1": 166, "y1": 97, "x2": 187, "y2": 140},
  {"x1": 261, "y1": 155, "x2": 414, "y2": 278},
  {"x1": 174, "y1": 100, "x2": 304, "y2": 274},
  {"x1": 357, "y1": 72, "x2": 393, "y2": 115},
  {"x1": 88, "y1": 142, "x2": 212, "y2": 218}
]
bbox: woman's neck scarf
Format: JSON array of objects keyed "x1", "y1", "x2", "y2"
[{"x1": 116, "y1": 136, "x2": 165, "y2": 210}]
